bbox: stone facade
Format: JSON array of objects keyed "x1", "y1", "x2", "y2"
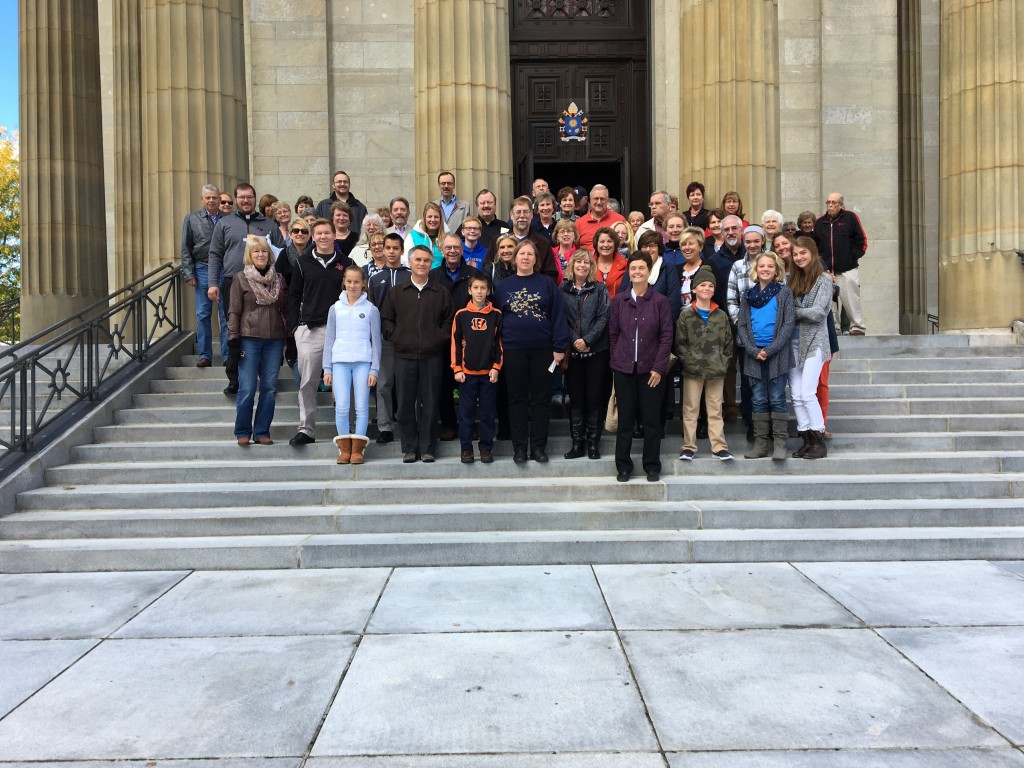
[{"x1": 19, "y1": 0, "x2": 1024, "y2": 335}]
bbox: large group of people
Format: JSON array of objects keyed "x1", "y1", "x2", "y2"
[{"x1": 180, "y1": 170, "x2": 869, "y2": 480}]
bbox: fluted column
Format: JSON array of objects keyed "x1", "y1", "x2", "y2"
[
  {"x1": 679, "y1": 0, "x2": 781, "y2": 217},
  {"x1": 19, "y1": 0, "x2": 109, "y2": 335},
  {"x1": 897, "y1": 0, "x2": 928, "y2": 333},
  {"x1": 110, "y1": 0, "x2": 144, "y2": 288},
  {"x1": 139, "y1": 0, "x2": 249, "y2": 272},
  {"x1": 938, "y1": 0, "x2": 1024, "y2": 330},
  {"x1": 414, "y1": 0, "x2": 513, "y2": 214}
]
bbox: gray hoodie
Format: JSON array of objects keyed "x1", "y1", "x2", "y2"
[{"x1": 208, "y1": 211, "x2": 274, "y2": 286}]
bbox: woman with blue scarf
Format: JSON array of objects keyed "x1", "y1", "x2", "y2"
[{"x1": 736, "y1": 251, "x2": 794, "y2": 460}]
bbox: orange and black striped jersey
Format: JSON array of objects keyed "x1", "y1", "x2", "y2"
[{"x1": 451, "y1": 301, "x2": 504, "y2": 375}]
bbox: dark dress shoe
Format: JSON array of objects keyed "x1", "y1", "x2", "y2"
[
  {"x1": 376, "y1": 430, "x2": 393, "y2": 444},
  {"x1": 646, "y1": 470, "x2": 660, "y2": 482},
  {"x1": 289, "y1": 432, "x2": 315, "y2": 446},
  {"x1": 196, "y1": 358, "x2": 212, "y2": 368},
  {"x1": 223, "y1": 385, "x2": 238, "y2": 396},
  {"x1": 513, "y1": 451, "x2": 528, "y2": 464},
  {"x1": 530, "y1": 450, "x2": 549, "y2": 463},
  {"x1": 616, "y1": 471, "x2": 630, "y2": 482}
]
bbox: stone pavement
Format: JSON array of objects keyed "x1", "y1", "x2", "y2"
[{"x1": 1, "y1": 561, "x2": 1023, "y2": 766}]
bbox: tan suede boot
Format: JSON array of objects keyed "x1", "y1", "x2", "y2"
[
  {"x1": 350, "y1": 435, "x2": 368, "y2": 465},
  {"x1": 334, "y1": 435, "x2": 352, "y2": 464}
]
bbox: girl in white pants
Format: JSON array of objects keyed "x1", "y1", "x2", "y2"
[{"x1": 787, "y1": 237, "x2": 834, "y2": 459}]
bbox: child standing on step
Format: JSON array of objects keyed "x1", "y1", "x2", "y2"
[
  {"x1": 451, "y1": 274, "x2": 504, "y2": 464},
  {"x1": 788, "y1": 237, "x2": 833, "y2": 459},
  {"x1": 674, "y1": 266, "x2": 735, "y2": 461},
  {"x1": 323, "y1": 265, "x2": 381, "y2": 465},
  {"x1": 736, "y1": 252, "x2": 794, "y2": 460}
]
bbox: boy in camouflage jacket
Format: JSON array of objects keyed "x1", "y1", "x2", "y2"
[{"x1": 673, "y1": 266, "x2": 735, "y2": 461}]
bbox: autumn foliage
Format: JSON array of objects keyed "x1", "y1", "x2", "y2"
[{"x1": 0, "y1": 127, "x2": 19, "y2": 342}]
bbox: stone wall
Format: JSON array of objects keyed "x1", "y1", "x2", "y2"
[
  {"x1": 778, "y1": 0, "x2": 900, "y2": 334},
  {"x1": 248, "y1": 0, "x2": 415, "y2": 217}
]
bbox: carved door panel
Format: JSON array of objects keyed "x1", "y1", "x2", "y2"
[{"x1": 510, "y1": 0, "x2": 650, "y2": 210}]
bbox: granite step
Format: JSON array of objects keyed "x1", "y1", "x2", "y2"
[
  {"x1": 2, "y1": 526, "x2": 1023, "y2": 573},
  {"x1": 3, "y1": 499, "x2": 1022, "y2": 541}
]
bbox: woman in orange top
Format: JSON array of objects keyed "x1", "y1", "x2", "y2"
[{"x1": 592, "y1": 226, "x2": 628, "y2": 300}]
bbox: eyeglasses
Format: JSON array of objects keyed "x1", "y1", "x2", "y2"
[{"x1": 291, "y1": 228, "x2": 309, "y2": 235}]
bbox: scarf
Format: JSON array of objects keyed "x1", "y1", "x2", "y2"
[
  {"x1": 244, "y1": 264, "x2": 280, "y2": 305},
  {"x1": 746, "y1": 281, "x2": 782, "y2": 309}
]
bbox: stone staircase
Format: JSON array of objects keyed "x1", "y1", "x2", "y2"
[{"x1": 1, "y1": 333, "x2": 1023, "y2": 572}]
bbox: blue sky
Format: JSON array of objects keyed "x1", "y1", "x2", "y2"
[{"x1": 0, "y1": 0, "x2": 17, "y2": 131}]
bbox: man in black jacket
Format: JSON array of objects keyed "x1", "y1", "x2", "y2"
[
  {"x1": 814, "y1": 192, "x2": 868, "y2": 335},
  {"x1": 381, "y1": 245, "x2": 455, "y2": 463},
  {"x1": 286, "y1": 218, "x2": 353, "y2": 446},
  {"x1": 314, "y1": 170, "x2": 368, "y2": 234}
]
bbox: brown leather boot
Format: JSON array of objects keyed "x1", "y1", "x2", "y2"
[
  {"x1": 803, "y1": 430, "x2": 828, "y2": 460},
  {"x1": 350, "y1": 435, "x2": 368, "y2": 465},
  {"x1": 334, "y1": 435, "x2": 352, "y2": 464}
]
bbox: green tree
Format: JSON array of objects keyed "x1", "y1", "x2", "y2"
[{"x1": 0, "y1": 127, "x2": 19, "y2": 342}]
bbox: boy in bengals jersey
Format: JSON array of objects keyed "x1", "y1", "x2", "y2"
[{"x1": 451, "y1": 274, "x2": 504, "y2": 463}]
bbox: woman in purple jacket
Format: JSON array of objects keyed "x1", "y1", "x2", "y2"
[{"x1": 608, "y1": 251, "x2": 674, "y2": 482}]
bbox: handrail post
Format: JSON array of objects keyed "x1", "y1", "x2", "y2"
[{"x1": 17, "y1": 364, "x2": 27, "y2": 452}]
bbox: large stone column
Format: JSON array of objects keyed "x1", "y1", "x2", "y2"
[
  {"x1": 938, "y1": 0, "x2": 1024, "y2": 330},
  {"x1": 139, "y1": 0, "x2": 249, "y2": 273},
  {"x1": 679, "y1": 0, "x2": 781, "y2": 217},
  {"x1": 110, "y1": 0, "x2": 144, "y2": 289},
  {"x1": 414, "y1": 0, "x2": 513, "y2": 215},
  {"x1": 19, "y1": 0, "x2": 109, "y2": 335}
]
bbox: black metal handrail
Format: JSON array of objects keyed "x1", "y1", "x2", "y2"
[
  {"x1": 0, "y1": 262, "x2": 178, "y2": 364},
  {"x1": 0, "y1": 297, "x2": 17, "y2": 344},
  {"x1": 0, "y1": 264, "x2": 186, "y2": 474},
  {"x1": 928, "y1": 313, "x2": 939, "y2": 334}
]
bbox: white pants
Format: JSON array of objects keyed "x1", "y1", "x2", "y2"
[
  {"x1": 834, "y1": 268, "x2": 864, "y2": 332},
  {"x1": 789, "y1": 343, "x2": 826, "y2": 431}
]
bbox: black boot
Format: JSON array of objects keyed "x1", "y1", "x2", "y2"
[
  {"x1": 564, "y1": 409, "x2": 586, "y2": 459},
  {"x1": 586, "y1": 411, "x2": 602, "y2": 460},
  {"x1": 803, "y1": 429, "x2": 828, "y2": 460}
]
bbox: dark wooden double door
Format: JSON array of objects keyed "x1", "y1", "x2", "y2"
[{"x1": 510, "y1": 0, "x2": 650, "y2": 212}]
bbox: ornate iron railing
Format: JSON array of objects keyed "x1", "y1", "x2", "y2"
[
  {"x1": 0, "y1": 263, "x2": 185, "y2": 475},
  {"x1": 0, "y1": 297, "x2": 18, "y2": 344}
]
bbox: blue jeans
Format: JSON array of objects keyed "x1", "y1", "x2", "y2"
[
  {"x1": 332, "y1": 360, "x2": 372, "y2": 436},
  {"x1": 747, "y1": 364, "x2": 788, "y2": 415},
  {"x1": 193, "y1": 262, "x2": 228, "y2": 362},
  {"x1": 235, "y1": 337, "x2": 284, "y2": 439}
]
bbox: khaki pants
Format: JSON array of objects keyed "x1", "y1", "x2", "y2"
[
  {"x1": 294, "y1": 324, "x2": 326, "y2": 438},
  {"x1": 834, "y1": 268, "x2": 865, "y2": 332},
  {"x1": 682, "y1": 376, "x2": 727, "y2": 454}
]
